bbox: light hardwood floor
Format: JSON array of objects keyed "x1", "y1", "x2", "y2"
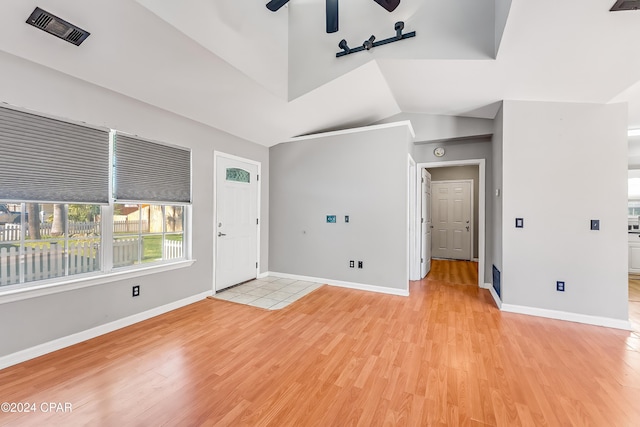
[{"x1": 1, "y1": 260, "x2": 639, "y2": 426}]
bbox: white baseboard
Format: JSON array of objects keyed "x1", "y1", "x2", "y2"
[
  {"x1": 486, "y1": 284, "x2": 502, "y2": 309},
  {"x1": 501, "y1": 303, "x2": 632, "y2": 331},
  {"x1": 267, "y1": 272, "x2": 409, "y2": 297},
  {"x1": 257, "y1": 271, "x2": 269, "y2": 279},
  {"x1": 0, "y1": 291, "x2": 212, "y2": 371}
]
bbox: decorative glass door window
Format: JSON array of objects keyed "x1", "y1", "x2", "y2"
[{"x1": 226, "y1": 168, "x2": 250, "y2": 183}]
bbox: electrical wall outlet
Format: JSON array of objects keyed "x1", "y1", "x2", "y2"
[
  {"x1": 132, "y1": 285, "x2": 140, "y2": 297},
  {"x1": 556, "y1": 281, "x2": 565, "y2": 292},
  {"x1": 349, "y1": 260, "x2": 355, "y2": 268},
  {"x1": 358, "y1": 261, "x2": 363, "y2": 269},
  {"x1": 515, "y1": 218, "x2": 524, "y2": 228},
  {"x1": 590, "y1": 219, "x2": 600, "y2": 230}
]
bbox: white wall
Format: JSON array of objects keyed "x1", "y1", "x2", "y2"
[
  {"x1": 495, "y1": 0, "x2": 513, "y2": 56},
  {"x1": 269, "y1": 124, "x2": 413, "y2": 292},
  {"x1": 376, "y1": 113, "x2": 493, "y2": 143},
  {"x1": 501, "y1": 100, "x2": 628, "y2": 322},
  {"x1": 492, "y1": 105, "x2": 503, "y2": 296},
  {"x1": 135, "y1": 0, "x2": 289, "y2": 98},
  {"x1": 0, "y1": 51, "x2": 269, "y2": 360}
]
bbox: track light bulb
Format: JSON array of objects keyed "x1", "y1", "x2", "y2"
[
  {"x1": 363, "y1": 35, "x2": 376, "y2": 50},
  {"x1": 395, "y1": 21, "x2": 404, "y2": 39},
  {"x1": 338, "y1": 39, "x2": 351, "y2": 53}
]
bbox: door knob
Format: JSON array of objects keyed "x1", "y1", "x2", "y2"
[{"x1": 218, "y1": 232, "x2": 226, "y2": 237}]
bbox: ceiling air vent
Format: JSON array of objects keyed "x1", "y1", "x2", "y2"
[
  {"x1": 610, "y1": 0, "x2": 640, "y2": 11},
  {"x1": 26, "y1": 7, "x2": 90, "y2": 46}
]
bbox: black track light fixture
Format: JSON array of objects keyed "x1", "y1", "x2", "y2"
[
  {"x1": 363, "y1": 35, "x2": 376, "y2": 50},
  {"x1": 336, "y1": 21, "x2": 416, "y2": 58},
  {"x1": 395, "y1": 21, "x2": 404, "y2": 39},
  {"x1": 338, "y1": 39, "x2": 351, "y2": 54}
]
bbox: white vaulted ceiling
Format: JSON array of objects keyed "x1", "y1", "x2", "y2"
[{"x1": 0, "y1": 0, "x2": 640, "y2": 146}]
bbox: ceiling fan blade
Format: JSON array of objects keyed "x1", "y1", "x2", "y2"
[
  {"x1": 326, "y1": 0, "x2": 338, "y2": 33},
  {"x1": 372, "y1": 0, "x2": 401, "y2": 12},
  {"x1": 266, "y1": 0, "x2": 290, "y2": 12}
]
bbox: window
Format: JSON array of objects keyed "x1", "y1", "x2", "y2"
[
  {"x1": 113, "y1": 203, "x2": 184, "y2": 267},
  {"x1": 226, "y1": 168, "x2": 250, "y2": 183},
  {"x1": 110, "y1": 132, "x2": 190, "y2": 270},
  {"x1": 0, "y1": 203, "x2": 101, "y2": 287},
  {"x1": 0, "y1": 106, "x2": 110, "y2": 203},
  {"x1": 113, "y1": 133, "x2": 191, "y2": 203},
  {"x1": 0, "y1": 105, "x2": 192, "y2": 294}
]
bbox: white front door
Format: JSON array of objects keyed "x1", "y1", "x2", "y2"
[
  {"x1": 431, "y1": 180, "x2": 472, "y2": 261},
  {"x1": 215, "y1": 154, "x2": 259, "y2": 291},
  {"x1": 421, "y1": 168, "x2": 432, "y2": 278}
]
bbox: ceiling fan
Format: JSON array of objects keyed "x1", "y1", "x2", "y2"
[{"x1": 266, "y1": 0, "x2": 401, "y2": 33}]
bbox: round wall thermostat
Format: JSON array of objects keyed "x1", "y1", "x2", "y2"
[{"x1": 434, "y1": 147, "x2": 445, "y2": 157}]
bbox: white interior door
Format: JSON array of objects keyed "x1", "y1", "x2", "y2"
[
  {"x1": 421, "y1": 169, "x2": 432, "y2": 278},
  {"x1": 431, "y1": 180, "x2": 472, "y2": 260},
  {"x1": 215, "y1": 155, "x2": 259, "y2": 291}
]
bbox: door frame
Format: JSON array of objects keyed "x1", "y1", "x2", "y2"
[
  {"x1": 408, "y1": 155, "x2": 418, "y2": 281},
  {"x1": 415, "y1": 159, "x2": 486, "y2": 288},
  {"x1": 431, "y1": 179, "x2": 474, "y2": 262},
  {"x1": 420, "y1": 168, "x2": 432, "y2": 279},
  {"x1": 213, "y1": 151, "x2": 262, "y2": 294}
]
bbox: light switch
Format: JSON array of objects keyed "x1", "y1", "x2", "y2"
[{"x1": 515, "y1": 218, "x2": 524, "y2": 228}]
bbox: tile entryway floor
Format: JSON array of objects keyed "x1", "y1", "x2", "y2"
[{"x1": 212, "y1": 276, "x2": 324, "y2": 310}]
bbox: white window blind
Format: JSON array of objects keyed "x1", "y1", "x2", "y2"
[
  {"x1": 0, "y1": 106, "x2": 110, "y2": 203},
  {"x1": 114, "y1": 133, "x2": 191, "y2": 203}
]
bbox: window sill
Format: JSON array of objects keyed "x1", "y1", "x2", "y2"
[{"x1": 0, "y1": 259, "x2": 196, "y2": 305}]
